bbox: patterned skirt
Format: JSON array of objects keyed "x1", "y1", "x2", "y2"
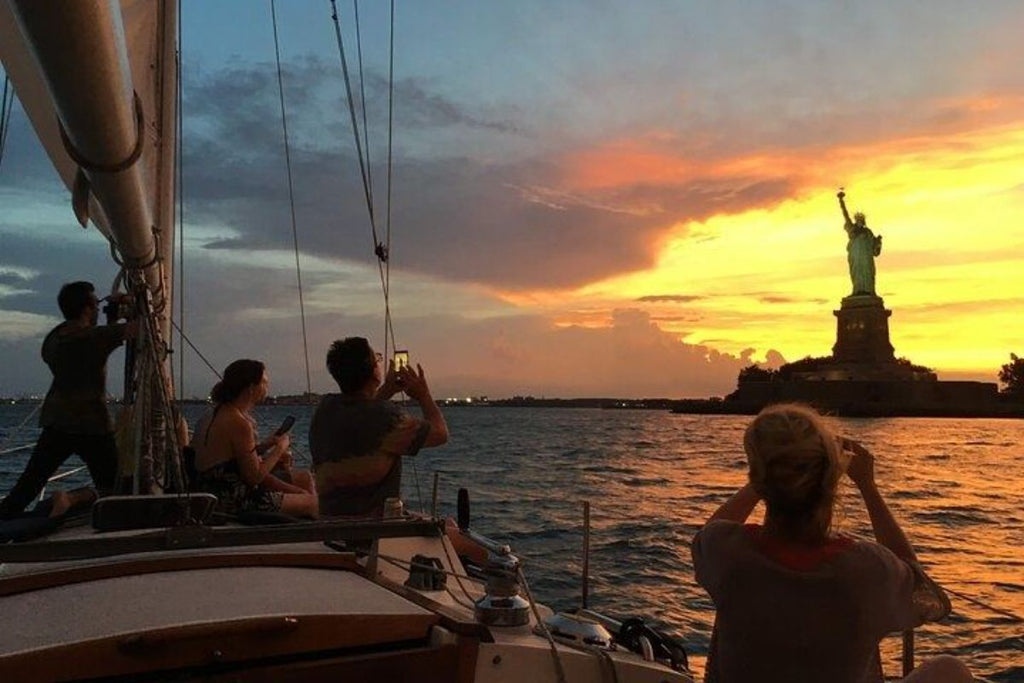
[{"x1": 194, "y1": 460, "x2": 283, "y2": 515}]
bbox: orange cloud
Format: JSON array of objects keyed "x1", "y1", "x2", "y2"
[{"x1": 497, "y1": 117, "x2": 1024, "y2": 381}]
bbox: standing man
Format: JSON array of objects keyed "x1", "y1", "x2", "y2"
[
  {"x1": 0, "y1": 281, "x2": 136, "y2": 519},
  {"x1": 310, "y1": 337, "x2": 448, "y2": 517}
]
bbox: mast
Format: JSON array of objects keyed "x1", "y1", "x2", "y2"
[{"x1": 2, "y1": 1, "x2": 181, "y2": 491}]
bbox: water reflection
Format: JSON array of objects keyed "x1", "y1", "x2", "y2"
[{"x1": 2, "y1": 406, "x2": 1020, "y2": 680}]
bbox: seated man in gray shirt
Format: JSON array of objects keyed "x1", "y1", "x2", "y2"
[{"x1": 310, "y1": 337, "x2": 448, "y2": 517}]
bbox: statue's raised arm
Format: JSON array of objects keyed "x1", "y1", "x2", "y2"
[{"x1": 837, "y1": 190, "x2": 853, "y2": 226}]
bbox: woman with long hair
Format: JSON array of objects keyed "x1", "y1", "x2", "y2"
[
  {"x1": 191, "y1": 359, "x2": 317, "y2": 518},
  {"x1": 692, "y1": 403, "x2": 968, "y2": 682}
]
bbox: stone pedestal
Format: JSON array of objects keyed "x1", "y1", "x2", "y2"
[{"x1": 832, "y1": 295, "x2": 895, "y2": 363}]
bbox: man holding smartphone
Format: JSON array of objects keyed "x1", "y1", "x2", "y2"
[{"x1": 309, "y1": 337, "x2": 449, "y2": 517}]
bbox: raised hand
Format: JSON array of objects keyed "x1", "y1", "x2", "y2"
[
  {"x1": 377, "y1": 359, "x2": 402, "y2": 399},
  {"x1": 843, "y1": 438, "x2": 876, "y2": 491},
  {"x1": 399, "y1": 363, "x2": 432, "y2": 403}
]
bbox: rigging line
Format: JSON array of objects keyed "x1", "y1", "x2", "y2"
[
  {"x1": 270, "y1": 0, "x2": 313, "y2": 400},
  {"x1": 356, "y1": 0, "x2": 385, "y2": 357},
  {"x1": 411, "y1": 459, "x2": 424, "y2": 514},
  {"x1": 169, "y1": 319, "x2": 222, "y2": 380},
  {"x1": 518, "y1": 566, "x2": 570, "y2": 683},
  {"x1": 142, "y1": 307, "x2": 186, "y2": 493},
  {"x1": 383, "y1": 0, "x2": 397, "y2": 360},
  {"x1": 942, "y1": 585, "x2": 1022, "y2": 623},
  {"x1": 0, "y1": 73, "x2": 14, "y2": 171},
  {"x1": 353, "y1": 0, "x2": 374, "y2": 211},
  {"x1": 176, "y1": 1, "x2": 185, "y2": 401},
  {"x1": 328, "y1": 0, "x2": 396, "y2": 354},
  {"x1": 0, "y1": 401, "x2": 41, "y2": 457},
  {"x1": 329, "y1": 0, "x2": 378, "y2": 244}
]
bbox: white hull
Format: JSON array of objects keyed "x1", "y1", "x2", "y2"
[{"x1": 0, "y1": 517, "x2": 693, "y2": 682}]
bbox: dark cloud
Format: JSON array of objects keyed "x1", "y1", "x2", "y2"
[
  {"x1": 176, "y1": 59, "x2": 797, "y2": 291},
  {"x1": 0, "y1": 231, "x2": 117, "y2": 315},
  {"x1": 636, "y1": 295, "x2": 705, "y2": 303},
  {"x1": 758, "y1": 295, "x2": 829, "y2": 305}
]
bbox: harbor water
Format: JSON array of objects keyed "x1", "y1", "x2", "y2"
[{"x1": 1, "y1": 404, "x2": 1021, "y2": 681}]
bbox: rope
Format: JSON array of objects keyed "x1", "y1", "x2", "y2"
[
  {"x1": 176, "y1": 3, "x2": 186, "y2": 401},
  {"x1": 941, "y1": 584, "x2": 1023, "y2": 622},
  {"x1": 437, "y1": 513, "x2": 482, "y2": 606},
  {"x1": 328, "y1": 0, "x2": 397, "y2": 355},
  {"x1": 369, "y1": 550, "x2": 482, "y2": 586},
  {"x1": 373, "y1": 545, "x2": 612, "y2": 682},
  {"x1": 170, "y1": 320, "x2": 222, "y2": 380},
  {"x1": 0, "y1": 402, "x2": 41, "y2": 456},
  {"x1": 329, "y1": 0, "x2": 378, "y2": 251},
  {"x1": 411, "y1": 459, "x2": 425, "y2": 514},
  {"x1": 270, "y1": 0, "x2": 313, "y2": 400},
  {"x1": 353, "y1": 0, "x2": 374, "y2": 212},
  {"x1": 383, "y1": 0, "x2": 396, "y2": 361},
  {"x1": 47, "y1": 465, "x2": 88, "y2": 483},
  {"x1": 0, "y1": 72, "x2": 15, "y2": 172},
  {"x1": 518, "y1": 566, "x2": 569, "y2": 683},
  {"x1": 354, "y1": 546, "x2": 482, "y2": 611},
  {"x1": 137, "y1": 287, "x2": 187, "y2": 493}
]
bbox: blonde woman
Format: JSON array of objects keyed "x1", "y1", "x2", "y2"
[{"x1": 691, "y1": 404, "x2": 969, "y2": 682}]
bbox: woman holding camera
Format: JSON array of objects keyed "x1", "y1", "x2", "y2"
[
  {"x1": 691, "y1": 403, "x2": 969, "y2": 682},
  {"x1": 191, "y1": 359, "x2": 318, "y2": 519}
]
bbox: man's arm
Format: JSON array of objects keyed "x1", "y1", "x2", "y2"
[{"x1": 400, "y1": 364, "x2": 449, "y2": 447}]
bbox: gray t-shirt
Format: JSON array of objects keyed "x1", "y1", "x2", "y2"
[
  {"x1": 691, "y1": 520, "x2": 918, "y2": 683},
  {"x1": 310, "y1": 394, "x2": 430, "y2": 517},
  {"x1": 39, "y1": 322, "x2": 126, "y2": 435}
]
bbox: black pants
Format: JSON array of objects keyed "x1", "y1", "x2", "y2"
[{"x1": 0, "y1": 427, "x2": 118, "y2": 519}]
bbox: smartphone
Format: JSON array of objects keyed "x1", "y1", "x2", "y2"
[
  {"x1": 394, "y1": 350, "x2": 410, "y2": 371},
  {"x1": 274, "y1": 415, "x2": 296, "y2": 436}
]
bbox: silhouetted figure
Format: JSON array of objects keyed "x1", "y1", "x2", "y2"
[
  {"x1": 310, "y1": 338, "x2": 448, "y2": 517},
  {"x1": 191, "y1": 359, "x2": 318, "y2": 518},
  {"x1": 692, "y1": 403, "x2": 970, "y2": 682},
  {"x1": 1, "y1": 281, "x2": 135, "y2": 519}
]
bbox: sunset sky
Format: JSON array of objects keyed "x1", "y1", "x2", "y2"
[{"x1": 2, "y1": 0, "x2": 1023, "y2": 398}]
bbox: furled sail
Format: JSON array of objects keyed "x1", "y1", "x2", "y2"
[
  {"x1": 0, "y1": 0, "x2": 177, "y2": 340},
  {"x1": 1, "y1": 0, "x2": 182, "y2": 492}
]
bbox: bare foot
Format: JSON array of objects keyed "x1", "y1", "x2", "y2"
[
  {"x1": 48, "y1": 488, "x2": 97, "y2": 518},
  {"x1": 48, "y1": 490, "x2": 72, "y2": 518}
]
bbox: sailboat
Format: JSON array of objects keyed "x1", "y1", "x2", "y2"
[{"x1": 0, "y1": 3, "x2": 694, "y2": 680}]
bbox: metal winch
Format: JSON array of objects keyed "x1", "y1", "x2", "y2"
[{"x1": 473, "y1": 543, "x2": 531, "y2": 627}]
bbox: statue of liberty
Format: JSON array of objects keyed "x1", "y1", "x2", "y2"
[{"x1": 837, "y1": 189, "x2": 883, "y2": 296}]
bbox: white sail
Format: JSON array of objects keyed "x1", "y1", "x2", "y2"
[
  {"x1": 2, "y1": 0, "x2": 181, "y2": 490},
  {"x1": 0, "y1": 0, "x2": 177, "y2": 346}
]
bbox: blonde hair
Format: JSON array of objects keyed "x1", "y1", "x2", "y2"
[{"x1": 744, "y1": 404, "x2": 848, "y2": 538}]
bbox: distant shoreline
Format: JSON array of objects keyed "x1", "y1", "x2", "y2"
[{"x1": 4, "y1": 395, "x2": 1021, "y2": 418}]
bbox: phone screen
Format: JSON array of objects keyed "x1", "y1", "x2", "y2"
[{"x1": 394, "y1": 350, "x2": 410, "y2": 370}]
